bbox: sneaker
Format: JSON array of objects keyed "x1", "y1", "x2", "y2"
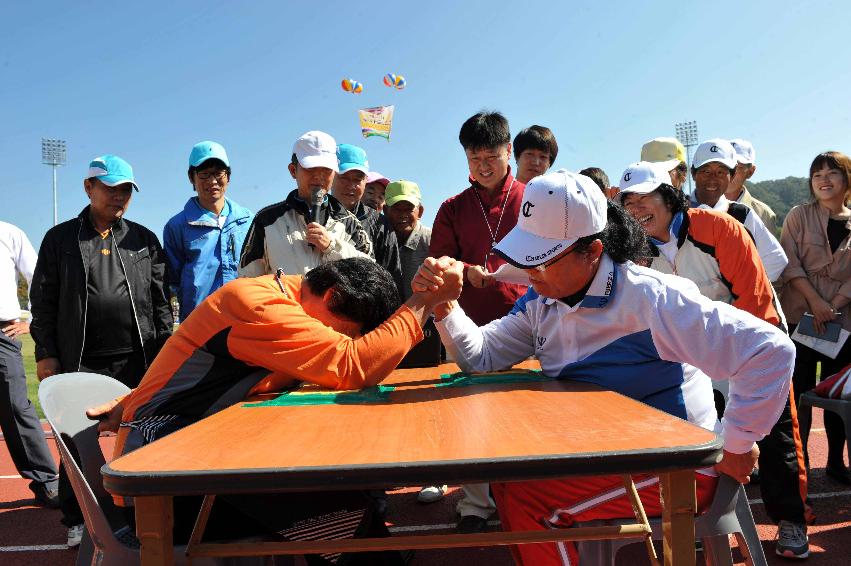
[
  {"x1": 30, "y1": 483, "x2": 60, "y2": 509},
  {"x1": 67, "y1": 524, "x2": 85, "y2": 548},
  {"x1": 776, "y1": 520, "x2": 809, "y2": 559},
  {"x1": 417, "y1": 485, "x2": 448, "y2": 503}
]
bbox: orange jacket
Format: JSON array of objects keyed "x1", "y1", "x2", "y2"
[{"x1": 114, "y1": 274, "x2": 422, "y2": 460}]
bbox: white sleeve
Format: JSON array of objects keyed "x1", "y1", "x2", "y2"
[
  {"x1": 322, "y1": 234, "x2": 372, "y2": 262},
  {"x1": 744, "y1": 211, "x2": 788, "y2": 282},
  {"x1": 435, "y1": 302, "x2": 536, "y2": 373},
  {"x1": 15, "y1": 228, "x2": 38, "y2": 287},
  {"x1": 647, "y1": 277, "x2": 794, "y2": 454}
]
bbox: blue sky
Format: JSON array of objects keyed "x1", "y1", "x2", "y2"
[{"x1": 2, "y1": 0, "x2": 850, "y2": 248}]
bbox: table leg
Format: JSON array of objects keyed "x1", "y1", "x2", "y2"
[
  {"x1": 135, "y1": 496, "x2": 174, "y2": 566},
  {"x1": 660, "y1": 470, "x2": 696, "y2": 566}
]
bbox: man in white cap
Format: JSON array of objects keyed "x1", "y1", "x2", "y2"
[
  {"x1": 413, "y1": 169, "x2": 795, "y2": 565},
  {"x1": 690, "y1": 138, "x2": 787, "y2": 281},
  {"x1": 239, "y1": 131, "x2": 373, "y2": 277},
  {"x1": 726, "y1": 139, "x2": 778, "y2": 234},
  {"x1": 640, "y1": 137, "x2": 689, "y2": 190},
  {"x1": 163, "y1": 141, "x2": 254, "y2": 321}
]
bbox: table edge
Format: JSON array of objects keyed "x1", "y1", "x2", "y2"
[{"x1": 103, "y1": 436, "x2": 723, "y2": 497}]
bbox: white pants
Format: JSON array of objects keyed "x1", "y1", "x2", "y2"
[{"x1": 456, "y1": 483, "x2": 496, "y2": 519}]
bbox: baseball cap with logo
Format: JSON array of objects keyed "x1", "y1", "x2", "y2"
[
  {"x1": 385, "y1": 180, "x2": 422, "y2": 208},
  {"x1": 189, "y1": 141, "x2": 230, "y2": 168},
  {"x1": 640, "y1": 137, "x2": 686, "y2": 172},
  {"x1": 337, "y1": 144, "x2": 369, "y2": 174},
  {"x1": 86, "y1": 155, "x2": 139, "y2": 191},
  {"x1": 493, "y1": 169, "x2": 607, "y2": 269},
  {"x1": 729, "y1": 139, "x2": 756, "y2": 165},
  {"x1": 366, "y1": 171, "x2": 390, "y2": 187},
  {"x1": 692, "y1": 138, "x2": 737, "y2": 170},
  {"x1": 293, "y1": 131, "x2": 338, "y2": 172},
  {"x1": 617, "y1": 161, "x2": 672, "y2": 200}
]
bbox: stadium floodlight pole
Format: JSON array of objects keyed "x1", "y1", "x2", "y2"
[
  {"x1": 41, "y1": 138, "x2": 67, "y2": 226},
  {"x1": 674, "y1": 121, "x2": 698, "y2": 195}
]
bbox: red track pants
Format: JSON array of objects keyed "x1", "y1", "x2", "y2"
[{"x1": 492, "y1": 472, "x2": 718, "y2": 566}]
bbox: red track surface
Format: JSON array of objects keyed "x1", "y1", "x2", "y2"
[{"x1": 1, "y1": 412, "x2": 848, "y2": 565}]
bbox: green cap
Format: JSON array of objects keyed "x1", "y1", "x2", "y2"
[{"x1": 385, "y1": 180, "x2": 421, "y2": 208}]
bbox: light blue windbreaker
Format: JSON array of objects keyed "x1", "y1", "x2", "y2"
[{"x1": 163, "y1": 197, "x2": 253, "y2": 321}]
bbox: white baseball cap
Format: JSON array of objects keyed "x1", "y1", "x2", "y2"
[
  {"x1": 692, "y1": 138, "x2": 737, "y2": 170},
  {"x1": 729, "y1": 139, "x2": 756, "y2": 165},
  {"x1": 617, "y1": 161, "x2": 671, "y2": 201},
  {"x1": 293, "y1": 131, "x2": 338, "y2": 172},
  {"x1": 494, "y1": 169, "x2": 608, "y2": 269}
]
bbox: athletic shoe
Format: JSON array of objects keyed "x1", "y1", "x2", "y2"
[
  {"x1": 776, "y1": 520, "x2": 809, "y2": 559},
  {"x1": 456, "y1": 515, "x2": 489, "y2": 534},
  {"x1": 417, "y1": 485, "x2": 448, "y2": 503},
  {"x1": 67, "y1": 524, "x2": 85, "y2": 548}
]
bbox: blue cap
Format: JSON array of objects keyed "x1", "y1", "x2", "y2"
[
  {"x1": 336, "y1": 144, "x2": 369, "y2": 174},
  {"x1": 86, "y1": 155, "x2": 139, "y2": 191},
  {"x1": 189, "y1": 141, "x2": 230, "y2": 168}
]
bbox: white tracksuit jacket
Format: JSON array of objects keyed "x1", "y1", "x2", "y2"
[{"x1": 435, "y1": 254, "x2": 795, "y2": 455}]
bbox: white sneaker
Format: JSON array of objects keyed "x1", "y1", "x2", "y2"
[
  {"x1": 417, "y1": 485, "x2": 448, "y2": 503},
  {"x1": 67, "y1": 524, "x2": 84, "y2": 548}
]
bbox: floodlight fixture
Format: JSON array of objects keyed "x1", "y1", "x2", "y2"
[{"x1": 41, "y1": 138, "x2": 67, "y2": 226}]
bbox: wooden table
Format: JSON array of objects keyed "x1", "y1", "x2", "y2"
[{"x1": 102, "y1": 362, "x2": 722, "y2": 565}]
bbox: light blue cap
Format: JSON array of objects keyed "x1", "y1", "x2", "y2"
[
  {"x1": 336, "y1": 144, "x2": 369, "y2": 174},
  {"x1": 189, "y1": 140, "x2": 230, "y2": 168},
  {"x1": 86, "y1": 155, "x2": 139, "y2": 191}
]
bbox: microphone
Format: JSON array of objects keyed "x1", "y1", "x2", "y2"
[
  {"x1": 308, "y1": 187, "x2": 327, "y2": 249},
  {"x1": 310, "y1": 187, "x2": 326, "y2": 225}
]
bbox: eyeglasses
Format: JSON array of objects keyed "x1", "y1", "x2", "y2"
[
  {"x1": 196, "y1": 170, "x2": 228, "y2": 182},
  {"x1": 530, "y1": 245, "x2": 579, "y2": 272}
]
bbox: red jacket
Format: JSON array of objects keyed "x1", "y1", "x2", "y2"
[{"x1": 429, "y1": 172, "x2": 527, "y2": 326}]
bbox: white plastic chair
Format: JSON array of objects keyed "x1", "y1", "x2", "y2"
[
  {"x1": 38, "y1": 372, "x2": 284, "y2": 566},
  {"x1": 576, "y1": 474, "x2": 767, "y2": 566}
]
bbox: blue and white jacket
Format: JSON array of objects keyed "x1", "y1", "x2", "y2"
[
  {"x1": 163, "y1": 197, "x2": 253, "y2": 321},
  {"x1": 435, "y1": 254, "x2": 794, "y2": 455}
]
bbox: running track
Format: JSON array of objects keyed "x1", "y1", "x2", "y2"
[{"x1": 1, "y1": 412, "x2": 848, "y2": 565}]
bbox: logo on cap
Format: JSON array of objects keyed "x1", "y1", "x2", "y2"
[
  {"x1": 624, "y1": 172, "x2": 632, "y2": 182},
  {"x1": 710, "y1": 145, "x2": 719, "y2": 153},
  {"x1": 522, "y1": 201, "x2": 535, "y2": 218}
]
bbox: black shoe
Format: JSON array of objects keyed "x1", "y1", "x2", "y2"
[
  {"x1": 31, "y1": 483, "x2": 60, "y2": 509},
  {"x1": 456, "y1": 515, "x2": 489, "y2": 534},
  {"x1": 825, "y1": 463, "x2": 851, "y2": 485}
]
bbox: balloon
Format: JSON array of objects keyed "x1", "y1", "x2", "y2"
[
  {"x1": 394, "y1": 75, "x2": 406, "y2": 90},
  {"x1": 383, "y1": 73, "x2": 397, "y2": 88},
  {"x1": 341, "y1": 78, "x2": 363, "y2": 94}
]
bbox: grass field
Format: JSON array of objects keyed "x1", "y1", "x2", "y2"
[{"x1": 20, "y1": 334, "x2": 43, "y2": 418}]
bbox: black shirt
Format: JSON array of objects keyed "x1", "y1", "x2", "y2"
[
  {"x1": 82, "y1": 222, "x2": 136, "y2": 356},
  {"x1": 827, "y1": 218, "x2": 850, "y2": 254}
]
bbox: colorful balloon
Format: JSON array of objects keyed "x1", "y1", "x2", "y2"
[
  {"x1": 341, "y1": 78, "x2": 363, "y2": 94},
  {"x1": 394, "y1": 75, "x2": 406, "y2": 90},
  {"x1": 383, "y1": 73, "x2": 397, "y2": 88}
]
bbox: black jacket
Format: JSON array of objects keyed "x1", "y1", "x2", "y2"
[
  {"x1": 30, "y1": 207, "x2": 172, "y2": 372},
  {"x1": 353, "y1": 202, "x2": 404, "y2": 298}
]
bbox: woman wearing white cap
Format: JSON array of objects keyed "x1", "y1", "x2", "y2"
[
  {"x1": 414, "y1": 169, "x2": 795, "y2": 566},
  {"x1": 619, "y1": 161, "x2": 812, "y2": 558}
]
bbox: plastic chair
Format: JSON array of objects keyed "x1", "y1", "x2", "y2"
[
  {"x1": 797, "y1": 390, "x2": 851, "y2": 465},
  {"x1": 576, "y1": 474, "x2": 767, "y2": 566},
  {"x1": 38, "y1": 372, "x2": 286, "y2": 566}
]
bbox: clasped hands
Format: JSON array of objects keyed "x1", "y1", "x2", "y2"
[{"x1": 412, "y1": 256, "x2": 465, "y2": 313}]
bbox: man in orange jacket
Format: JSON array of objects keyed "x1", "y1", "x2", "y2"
[{"x1": 89, "y1": 257, "x2": 462, "y2": 565}]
